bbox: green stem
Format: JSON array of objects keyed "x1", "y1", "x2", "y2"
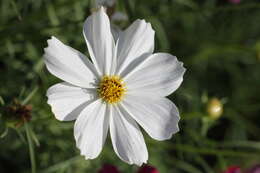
[
  {"x1": 25, "y1": 123, "x2": 36, "y2": 173},
  {"x1": 0, "y1": 95, "x2": 5, "y2": 105},
  {"x1": 10, "y1": 0, "x2": 22, "y2": 20},
  {"x1": 22, "y1": 86, "x2": 38, "y2": 105},
  {"x1": 0, "y1": 128, "x2": 9, "y2": 138}
]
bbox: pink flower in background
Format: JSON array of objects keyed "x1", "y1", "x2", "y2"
[
  {"x1": 137, "y1": 165, "x2": 159, "y2": 173},
  {"x1": 98, "y1": 164, "x2": 121, "y2": 173},
  {"x1": 222, "y1": 166, "x2": 241, "y2": 173},
  {"x1": 246, "y1": 165, "x2": 260, "y2": 173},
  {"x1": 228, "y1": 0, "x2": 241, "y2": 4}
]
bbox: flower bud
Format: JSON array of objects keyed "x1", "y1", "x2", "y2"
[
  {"x1": 207, "y1": 98, "x2": 223, "y2": 119},
  {"x1": 245, "y1": 164, "x2": 260, "y2": 173}
]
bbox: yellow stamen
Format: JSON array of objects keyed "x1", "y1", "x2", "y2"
[{"x1": 98, "y1": 75, "x2": 126, "y2": 104}]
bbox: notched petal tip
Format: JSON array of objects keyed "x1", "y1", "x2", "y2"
[
  {"x1": 91, "y1": 6, "x2": 107, "y2": 16},
  {"x1": 169, "y1": 54, "x2": 186, "y2": 85},
  {"x1": 137, "y1": 19, "x2": 155, "y2": 31},
  {"x1": 175, "y1": 124, "x2": 180, "y2": 133},
  {"x1": 73, "y1": 101, "x2": 108, "y2": 161},
  {"x1": 161, "y1": 124, "x2": 180, "y2": 141},
  {"x1": 46, "y1": 98, "x2": 66, "y2": 122},
  {"x1": 146, "y1": 22, "x2": 155, "y2": 33},
  {"x1": 174, "y1": 55, "x2": 186, "y2": 71},
  {"x1": 136, "y1": 160, "x2": 148, "y2": 167},
  {"x1": 78, "y1": 147, "x2": 98, "y2": 160},
  {"x1": 49, "y1": 108, "x2": 64, "y2": 121},
  {"x1": 122, "y1": 158, "x2": 147, "y2": 167},
  {"x1": 44, "y1": 36, "x2": 60, "y2": 53},
  {"x1": 99, "y1": 6, "x2": 106, "y2": 12},
  {"x1": 46, "y1": 36, "x2": 58, "y2": 46}
]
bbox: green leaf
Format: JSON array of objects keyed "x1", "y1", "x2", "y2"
[
  {"x1": 0, "y1": 96, "x2": 5, "y2": 105},
  {"x1": 29, "y1": 126, "x2": 40, "y2": 147},
  {"x1": 22, "y1": 86, "x2": 39, "y2": 105},
  {"x1": 0, "y1": 127, "x2": 9, "y2": 138},
  {"x1": 25, "y1": 123, "x2": 36, "y2": 173}
]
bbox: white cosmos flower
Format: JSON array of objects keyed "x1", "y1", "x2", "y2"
[
  {"x1": 44, "y1": 7, "x2": 186, "y2": 166},
  {"x1": 95, "y1": 0, "x2": 116, "y2": 7}
]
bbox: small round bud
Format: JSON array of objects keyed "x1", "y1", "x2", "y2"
[{"x1": 207, "y1": 98, "x2": 223, "y2": 119}]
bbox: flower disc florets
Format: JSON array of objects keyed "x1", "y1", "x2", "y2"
[{"x1": 98, "y1": 75, "x2": 126, "y2": 104}]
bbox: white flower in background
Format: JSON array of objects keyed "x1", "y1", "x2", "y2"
[
  {"x1": 95, "y1": 0, "x2": 116, "y2": 7},
  {"x1": 110, "y1": 12, "x2": 128, "y2": 40},
  {"x1": 44, "y1": 7, "x2": 186, "y2": 166},
  {"x1": 111, "y1": 11, "x2": 128, "y2": 22},
  {"x1": 94, "y1": 0, "x2": 128, "y2": 40}
]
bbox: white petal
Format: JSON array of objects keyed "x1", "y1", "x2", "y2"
[
  {"x1": 83, "y1": 7, "x2": 115, "y2": 75},
  {"x1": 74, "y1": 100, "x2": 109, "y2": 159},
  {"x1": 124, "y1": 53, "x2": 186, "y2": 97},
  {"x1": 121, "y1": 95, "x2": 180, "y2": 141},
  {"x1": 116, "y1": 19, "x2": 155, "y2": 74},
  {"x1": 46, "y1": 82, "x2": 95, "y2": 121},
  {"x1": 110, "y1": 105, "x2": 148, "y2": 166},
  {"x1": 43, "y1": 36, "x2": 98, "y2": 88}
]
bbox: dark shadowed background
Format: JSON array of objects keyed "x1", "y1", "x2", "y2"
[{"x1": 0, "y1": 0, "x2": 260, "y2": 172}]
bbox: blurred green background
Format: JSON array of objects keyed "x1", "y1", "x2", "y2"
[{"x1": 1, "y1": 0, "x2": 260, "y2": 172}]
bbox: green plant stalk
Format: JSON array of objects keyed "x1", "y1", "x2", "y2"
[
  {"x1": 10, "y1": 0, "x2": 22, "y2": 20},
  {"x1": 22, "y1": 86, "x2": 38, "y2": 105},
  {"x1": 25, "y1": 123, "x2": 36, "y2": 173},
  {"x1": 0, "y1": 128, "x2": 9, "y2": 138}
]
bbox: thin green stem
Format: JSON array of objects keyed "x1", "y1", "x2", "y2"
[
  {"x1": 0, "y1": 128, "x2": 9, "y2": 138},
  {"x1": 25, "y1": 123, "x2": 36, "y2": 173},
  {"x1": 10, "y1": 0, "x2": 22, "y2": 20},
  {"x1": 16, "y1": 129, "x2": 26, "y2": 143},
  {"x1": 22, "y1": 86, "x2": 38, "y2": 105},
  {"x1": 0, "y1": 96, "x2": 5, "y2": 105}
]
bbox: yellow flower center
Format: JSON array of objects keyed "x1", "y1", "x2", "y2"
[{"x1": 98, "y1": 75, "x2": 126, "y2": 104}]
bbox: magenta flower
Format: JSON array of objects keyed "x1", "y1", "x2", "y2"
[
  {"x1": 137, "y1": 165, "x2": 159, "y2": 173},
  {"x1": 98, "y1": 164, "x2": 121, "y2": 173},
  {"x1": 222, "y1": 166, "x2": 241, "y2": 173},
  {"x1": 228, "y1": 0, "x2": 241, "y2": 4},
  {"x1": 246, "y1": 165, "x2": 260, "y2": 173}
]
